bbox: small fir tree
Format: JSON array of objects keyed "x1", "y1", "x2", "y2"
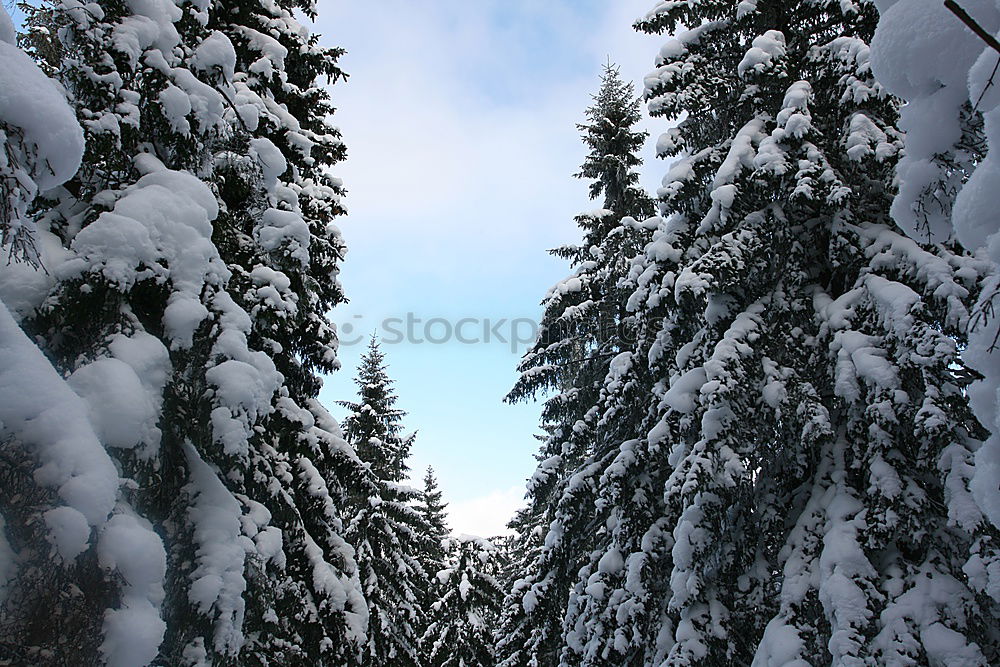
[
  {"x1": 340, "y1": 338, "x2": 432, "y2": 666},
  {"x1": 416, "y1": 466, "x2": 451, "y2": 578}
]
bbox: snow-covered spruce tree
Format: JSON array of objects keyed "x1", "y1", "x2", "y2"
[
  {"x1": 418, "y1": 466, "x2": 451, "y2": 545},
  {"x1": 197, "y1": 0, "x2": 369, "y2": 662},
  {"x1": 549, "y1": 1, "x2": 1000, "y2": 664},
  {"x1": 204, "y1": 0, "x2": 349, "y2": 401},
  {"x1": 870, "y1": 0, "x2": 1000, "y2": 566},
  {"x1": 9, "y1": 0, "x2": 367, "y2": 663},
  {"x1": 416, "y1": 466, "x2": 451, "y2": 581},
  {"x1": 423, "y1": 536, "x2": 506, "y2": 667},
  {"x1": 0, "y1": 7, "x2": 169, "y2": 664},
  {"x1": 414, "y1": 466, "x2": 451, "y2": 646},
  {"x1": 339, "y1": 338, "x2": 432, "y2": 666},
  {"x1": 497, "y1": 63, "x2": 655, "y2": 667}
]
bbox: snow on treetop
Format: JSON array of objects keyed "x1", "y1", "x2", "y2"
[
  {"x1": 454, "y1": 534, "x2": 497, "y2": 549},
  {"x1": 643, "y1": 1, "x2": 691, "y2": 20}
]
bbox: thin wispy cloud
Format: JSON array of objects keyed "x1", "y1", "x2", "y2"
[{"x1": 449, "y1": 485, "x2": 524, "y2": 538}]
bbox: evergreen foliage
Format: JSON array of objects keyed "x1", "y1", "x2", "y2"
[
  {"x1": 497, "y1": 63, "x2": 654, "y2": 667},
  {"x1": 416, "y1": 466, "x2": 451, "y2": 575},
  {"x1": 3, "y1": 0, "x2": 368, "y2": 662},
  {"x1": 621, "y1": 2, "x2": 1000, "y2": 660},
  {"x1": 870, "y1": 0, "x2": 1000, "y2": 551},
  {"x1": 504, "y1": 1, "x2": 1000, "y2": 665},
  {"x1": 0, "y1": 9, "x2": 121, "y2": 663},
  {"x1": 423, "y1": 536, "x2": 505, "y2": 667},
  {"x1": 4, "y1": 1, "x2": 1000, "y2": 665},
  {"x1": 340, "y1": 338, "x2": 432, "y2": 666},
  {"x1": 413, "y1": 465, "x2": 451, "y2": 651}
]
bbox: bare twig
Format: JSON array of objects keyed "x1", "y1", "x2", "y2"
[
  {"x1": 947, "y1": 1, "x2": 1000, "y2": 109},
  {"x1": 945, "y1": 0, "x2": 1000, "y2": 54},
  {"x1": 973, "y1": 55, "x2": 1000, "y2": 111}
]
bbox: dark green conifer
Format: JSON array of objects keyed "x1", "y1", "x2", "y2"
[
  {"x1": 498, "y1": 63, "x2": 654, "y2": 667},
  {"x1": 340, "y1": 339, "x2": 432, "y2": 666}
]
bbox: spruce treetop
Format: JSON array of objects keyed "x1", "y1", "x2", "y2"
[
  {"x1": 340, "y1": 338, "x2": 430, "y2": 666},
  {"x1": 507, "y1": 63, "x2": 654, "y2": 409},
  {"x1": 339, "y1": 336, "x2": 414, "y2": 482},
  {"x1": 496, "y1": 62, "x2": 657, "y2": 667},
  {"x1": 575, "y1": 62, "x2": 655, "y2": 223},
  {"x1": 419, "y1": 465, "x2": 450, "y2": 540}
]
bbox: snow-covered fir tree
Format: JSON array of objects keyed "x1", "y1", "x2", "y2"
[
  {"x1": 870, "y1": 0, "x2": 1000, "y2": 557},
  {"x1": 416, "y1": 466, "x2": 451, "y2": 580},
  {"x1": 422, "y1": 536, "x2": 506, "y2": 667},
  {"x1": 340, "y1": 338, "x2": 432, "y2": 666},
  {"x1": 418, "y1": 467, "x2": 450, "y2": 542},
  {"x1": 506, "y1": 61, "x2": 654, "y2": 417},
  {"x1": 517, "y1": 1, "x2": 1000, "y2": 664},
  {"x1": 497, "y1": 63, "x2": 655, "y2": 667},
  {"x1": 413, "y1": 466, "x2": 452, "y2": 648},
  {"x1": 2, "y1": 0, "x2": 368, "y2": 663},
  {"x1": 0, "y1": 6, "x2": 164, "y2": 663},
  {"x1": 195, "y1": 0, "x2": 369, "y2": 662}
]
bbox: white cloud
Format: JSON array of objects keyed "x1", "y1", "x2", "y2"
[
  {"x1": 313, "y1": 0, "x2": 664, "y2": 258},
  {"x1": 448, "y1": 485, "x2": 524, "y2": 538}
]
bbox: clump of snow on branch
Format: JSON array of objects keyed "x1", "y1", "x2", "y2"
[
  {"x1": 872, "y1": 0, "x2": 1000, "y2": 536},
  {"x1": 0, "y1": 7, "x2": 84, "y2": 265}
]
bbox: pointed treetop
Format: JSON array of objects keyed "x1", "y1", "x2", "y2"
[
  {"x1": 339, "y1": 337, "x2": 414, "y2": 481},
  {"x1": 355, "y1": 333, "x2": 391, "y2": 388},
  {"x1": 575, "y1": 61, "x2": 654, "y2": 221},
  {"x1": 419, "y1": 466, "x2": 450, "y2": 540}
]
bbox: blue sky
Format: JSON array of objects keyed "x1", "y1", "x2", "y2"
[{"x1": 313, "y1": 0, "x2": 665, "y2": 535}]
